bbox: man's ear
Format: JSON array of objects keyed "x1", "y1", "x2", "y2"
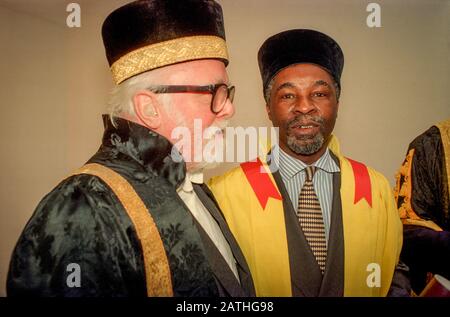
[
  {"x1": 133, "y1": 91, "x2": 161, "y2": 130},
  {"x1": 266, "y1": 103, "x2": 273, "y2": 122}
]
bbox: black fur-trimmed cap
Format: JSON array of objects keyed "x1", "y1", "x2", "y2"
[
  {"x1": 102, "y1": 0, "x2": 228, "y2": 84},
  {"x1": 258, "y1": 29, "x2": 344, "y2": 93}
]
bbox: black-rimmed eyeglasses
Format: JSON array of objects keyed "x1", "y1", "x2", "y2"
[{"x1": 146, "y1": 84, "x2": 235, "y2": 114}]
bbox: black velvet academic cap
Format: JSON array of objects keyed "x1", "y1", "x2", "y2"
[
  {"x1": 258, "y1": 29, "x2": 344, "y2": 93},
  {"x1": 102, "y1": 0, "x2": 228, "y2": 84}
]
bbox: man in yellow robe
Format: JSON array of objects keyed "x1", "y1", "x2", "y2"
[{"x1": 209, "y1": 29, "x2": 410, "y2": 296}]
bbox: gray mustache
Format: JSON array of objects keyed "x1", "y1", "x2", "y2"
[{"x1": 287, "y1": 115, "x2": 324, "y2": 128}]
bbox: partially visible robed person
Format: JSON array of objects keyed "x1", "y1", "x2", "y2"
[
  {"x1": 209, "y1": 29, "x2": 410, "y2": 297},
  {"x1": 395, "y1": 119, "x2": 450, "y2": 295},
  {"x1": 7, "y1": 0, "x2": 254, "y2": 297}
]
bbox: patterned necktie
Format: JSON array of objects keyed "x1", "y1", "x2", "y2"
[{"x1": 297, "y1": 166, "x2": 327, "y2": 273}]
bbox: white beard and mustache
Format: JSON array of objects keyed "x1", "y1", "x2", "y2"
[
  {"x1": 189, "y1": 120, "x2": 229, "y2": 172},
  {"x1": 168, "y1": 118, "x2": 228, "y2": 173}
]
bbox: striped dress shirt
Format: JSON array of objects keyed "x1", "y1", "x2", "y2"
[{"x1": 277, "y1": 146, "x2": 340, "y2": 244}]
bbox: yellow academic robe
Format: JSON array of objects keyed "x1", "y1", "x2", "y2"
[{"x1": 209, "y1": 136, "x2": 402, "y2": 297}]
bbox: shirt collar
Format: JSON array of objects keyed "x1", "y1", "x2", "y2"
[
  {"x1": 278, "y1": 145, "x2": 340, "y2": 180},
  {"x1": 178, "y1": 171, "x2": 204, "y2": 193}
]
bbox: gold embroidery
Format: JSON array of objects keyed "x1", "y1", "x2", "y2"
[
  {"x1": 436, "y1": 118, "x2": 450, "y2": 221},
  {"x1": 70, "y1": 163, "x2": 173, "y2": 296},
  {"x1": 394, "y1": 149, "x2": 442, "y2": 231},
  {"x1": 111, "y1": 35, "x2": 229, "y2": 84}
]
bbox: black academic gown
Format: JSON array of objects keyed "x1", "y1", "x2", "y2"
[
  {"x1": 396, "y1": 125, "x2": 450, "y2": 293},
  {"x1": 7, "y1": 116, "x2": 255, "y2": 297}
]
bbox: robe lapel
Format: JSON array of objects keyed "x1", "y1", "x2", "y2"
[
  {"x1": 193, "y1": 184, "x2": 256, "y2": 296},
  {"x1": 271, "y1": 171, "x2": 323, "y2": 297},
  {"x1": 190, "y1": 215, "x2": 243, "y2": 296}
]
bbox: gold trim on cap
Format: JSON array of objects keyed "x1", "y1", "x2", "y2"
[{"x1": 111, "y1": 35, "x2": 228, "y2": 84}]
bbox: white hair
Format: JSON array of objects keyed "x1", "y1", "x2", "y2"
[{"x1": 107, "y1": 69, "x2": 173, "y2": 125}]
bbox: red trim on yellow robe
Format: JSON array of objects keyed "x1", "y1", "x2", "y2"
[{"x1": 209, "y1": 136, "x2": 402, "y2": 296}]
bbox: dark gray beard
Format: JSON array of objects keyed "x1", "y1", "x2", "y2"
[
  {"x1": 287, "y1": 133, "x2": 325, "y2": 155},
  {"x1": 285, "y1": 115, "x2": 325, "y2": 155}
]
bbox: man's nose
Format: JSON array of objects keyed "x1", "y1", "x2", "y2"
[{"x1": 293, "y1": 97, "x2": 316, "y2": 114}]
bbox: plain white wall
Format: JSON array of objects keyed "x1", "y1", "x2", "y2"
[
  {"x1": 0, "y1": 4, "x2": 68, "y2": 297},
  {"x1": 217, "y1": 0, "x2": 450, "y2": 178},
  {"x1": 1, "y1": 0, "x2": 449, "y2": 296}
]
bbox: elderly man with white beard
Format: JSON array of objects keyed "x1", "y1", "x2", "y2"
[{"x1": 7, "y1": 0, "x2": 254, "y2": 297}]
